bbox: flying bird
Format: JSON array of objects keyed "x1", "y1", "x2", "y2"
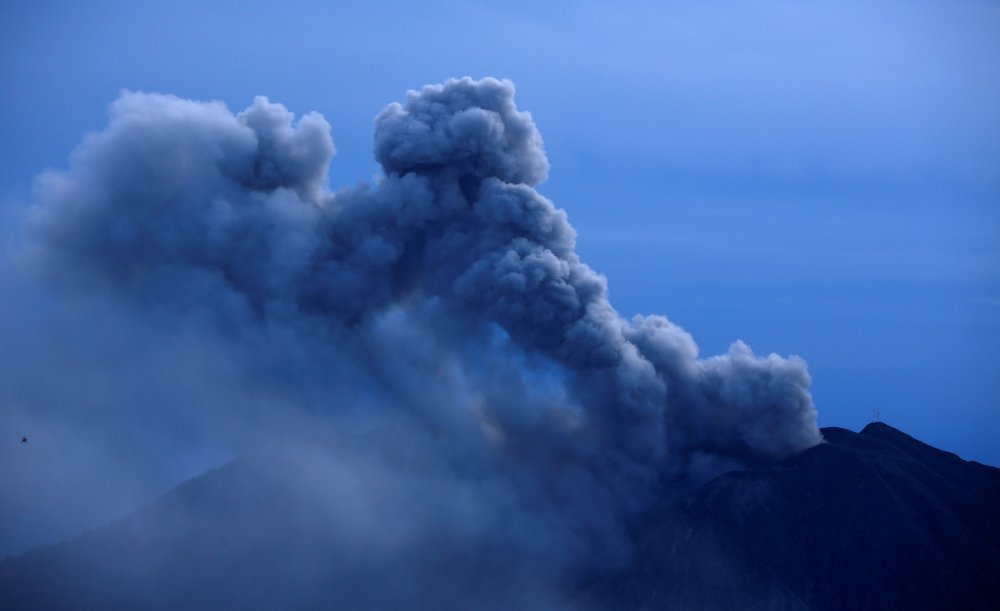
[{"x1": 21, "y1": 436, "x2": 27, "y2": 443}]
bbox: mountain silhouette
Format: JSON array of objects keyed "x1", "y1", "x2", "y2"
[
  {"x1": 1, "y1": 422, "x2": 998, "y2": 610},
  {"x1": 576, "y1": 422, "x2": 1000, "y2": 610}
]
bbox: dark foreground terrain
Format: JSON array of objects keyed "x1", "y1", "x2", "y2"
[
  {"x1": 2, "y1": 422, "x2": 999, "y2": 610},
  {"x1": 576, "y1": 422, "x2": 1000, "y2": 610}
]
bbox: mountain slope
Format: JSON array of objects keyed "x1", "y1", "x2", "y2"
[
  {"x1": 2, "y1": 422, "x2": 998, "y2": 610},
  {"x1": 576, "y1": 422, "x2": 1000, "y2": 610}
]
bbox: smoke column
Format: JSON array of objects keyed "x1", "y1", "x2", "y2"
[{"x1": 20, "y1": 77, "x2": 822, "y2": 604}]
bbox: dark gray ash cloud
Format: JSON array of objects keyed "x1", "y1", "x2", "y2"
[{"x1": 15, "y1": 77, "x2": 822, "y2": 606}]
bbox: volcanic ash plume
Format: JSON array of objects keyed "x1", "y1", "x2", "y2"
[{"x1": 27, "y1": 76, "x2": 821, "y2": 540}]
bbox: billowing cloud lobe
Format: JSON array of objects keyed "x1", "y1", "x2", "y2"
[{"x1": 23, "y1": 77, "x2": 822, "y2": 606}]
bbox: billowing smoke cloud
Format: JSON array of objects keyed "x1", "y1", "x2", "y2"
[{"x1": 15, "y1": 77, "x2": 821, "y2": 606}]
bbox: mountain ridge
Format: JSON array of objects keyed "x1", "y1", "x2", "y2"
[
  {"x1": 2, "y1": 421, "x2": 998, "y2": 610},
  {"x1": 576, "y1": 422, "x2": 1000, "y2": 610}
]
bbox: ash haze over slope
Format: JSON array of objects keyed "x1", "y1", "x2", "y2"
[{"x1": 8, "y1": 78, "x2": 820, "y2": 604}]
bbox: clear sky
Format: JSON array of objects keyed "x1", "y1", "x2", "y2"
[{"x1": 1, "y1": 0, "x2": 998, "y2": 553}]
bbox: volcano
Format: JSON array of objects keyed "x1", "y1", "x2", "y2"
[
  {"x1": 575, "y1": 422, "x2": 1000, "y2": 610},
  {"x1": 1, "y1": 422, "x2": 997, "y2": 610}
]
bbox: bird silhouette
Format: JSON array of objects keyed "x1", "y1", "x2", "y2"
[{"x1": 21, "y1": 436, "x2": 27, "y2": 443}]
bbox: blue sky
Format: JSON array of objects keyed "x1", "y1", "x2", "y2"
[{"x1": 1, "y1": 0, "x2": 998, "y2": 538}]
